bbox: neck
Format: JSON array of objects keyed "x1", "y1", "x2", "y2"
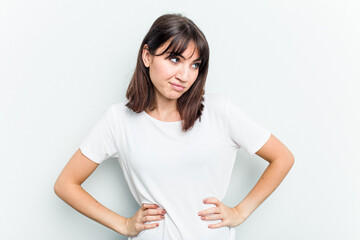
[{"x1": 146, "y1": 94, "x2": 181, "y2": 122}]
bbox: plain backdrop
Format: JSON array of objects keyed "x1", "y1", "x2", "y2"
[{"x1": 1, "y1": 0, "x2": 359, "y2": 239}]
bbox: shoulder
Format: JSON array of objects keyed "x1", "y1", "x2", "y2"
[
  {"x1": 103, "y1": 100, "x2": 130, "y2": 120},
  {"x1": 107, "y1": 99, "x2": 140, "y2": 123},
  {"x1": 203, "y1": 92, "x2": 230, "y2": 113},
  {"x1": 110, "y1": 100, "x2": 128, "y2": 112}
]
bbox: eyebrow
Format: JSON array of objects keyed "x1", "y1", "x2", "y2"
[{"x1": 167, "y1": 52, "x2": 201, "y2": 62}]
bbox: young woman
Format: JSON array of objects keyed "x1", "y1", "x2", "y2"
[{"x1": 54, "y1": 13, "x2": 294, "y2": 240}]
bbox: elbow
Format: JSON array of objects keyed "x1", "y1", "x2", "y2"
[
  {"x1": 54, "y1": 177, "x2": 81, "y2": 199},
  {"x1": 287, "y1": 153, "x2": 295, "y2": 169},
  {"x1": 290, "y1": 152, "x2": 295, "y2": 163},
  {"x1": 275, "y1": 153, "x2": 295, "y2": 169},
  {"x1": 54, "y1": 178, "x2": 62, "y2": 197},
  {"x1": 54, "y1": 177, "x2": 69, "y2": 198}
]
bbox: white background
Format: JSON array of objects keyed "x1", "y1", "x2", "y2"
[{"x1": 1, "y1": 0, "x2": 359, "y2": 239}]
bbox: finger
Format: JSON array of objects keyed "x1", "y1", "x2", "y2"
[
  {"x1": 203, "y1": 197, "x2": 220, "y2": 206},
  {"x1": 200, "y1": 213, "x2": 222, "y2": 221},
  {"x1": 145, "y1": 208, "x2": 167, "y2": 216},
  {"x1": 198, "y1": 207, "x2": 219, "y2": 216},
  {"x1": 142, "y1": 203, "x2": 159, "y2": 210},
  {"x1": 142, "y1": 214, "x2": 165, "y2": 223},
  {"x1": 143, "y1": 222, "x2": 159, "y2": 230},
  {"x1": 208, "y1": 221, "x2": 226, "y2": 229}
]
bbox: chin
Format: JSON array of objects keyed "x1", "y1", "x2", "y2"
[
  {"x1": 167, "y1": 96, "x2": 181, "y2": 101},
  {"x1": 165, "y1": 95, "x2": 181, "y2": 101}
]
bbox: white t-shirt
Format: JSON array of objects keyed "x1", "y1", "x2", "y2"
[{"x1": 79, "y1": 93, "x2": 271, "y2": 240}]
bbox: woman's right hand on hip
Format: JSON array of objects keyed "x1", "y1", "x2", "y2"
[{"x1": 124, "y1": 203, "x2": 166, "y2": 237}]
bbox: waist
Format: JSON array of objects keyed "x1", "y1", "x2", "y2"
[{"x1": 129, "y1": 215, "x2": 235, "y2": 240}]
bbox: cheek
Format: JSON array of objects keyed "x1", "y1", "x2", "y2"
[
  {"x1": 151, "y1": 61, "x2": 175, "y2": 80},
  {"x1": 190, "y1": 72, "x2": 199, "y2": 83}
]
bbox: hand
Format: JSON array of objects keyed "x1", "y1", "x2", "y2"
[
  {"x1": 198, "y1": 197, "x2": 245, "y2": 228},
  {"x1": 125, "y1": 203, "x2": 166, "y2": 237}
]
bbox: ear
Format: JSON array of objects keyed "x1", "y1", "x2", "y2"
[{"x1": 142, "y1": 44, "x2": 152, "y2": 68}]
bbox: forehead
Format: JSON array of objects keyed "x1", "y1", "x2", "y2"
[{"x1": 156, "y1": 39, "x2": 200, "y2": 60}]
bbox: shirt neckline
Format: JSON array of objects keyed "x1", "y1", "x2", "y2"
[{"x1": 142, "y1": 110, "x2": 183, "y2": 125}]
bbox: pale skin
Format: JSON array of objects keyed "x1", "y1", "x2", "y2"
[
  {"x1": 54, "y1": 39, "x2": 295, "y2": 236},
  {"x1": 141, "y1": 39, "x2": 201, "y2": 121},
  {"x1": 198, "y1": 134, "x2": 294, "y2": 228}
]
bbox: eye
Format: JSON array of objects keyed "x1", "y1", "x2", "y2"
[
  {"x1": 192, "y1": 62, "x2": 200, "y2": 69},
  {"x1": 170, "y1": 57, "x2": 180, "y2": 63}
]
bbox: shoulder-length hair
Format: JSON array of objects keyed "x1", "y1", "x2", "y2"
[{"x1": 125, "y1": 13, "x2": 210, "y2": 132}]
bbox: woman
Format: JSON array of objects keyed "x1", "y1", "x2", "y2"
[{"x1": 54, "y1": 13, "x2": 294, "y2": 240}]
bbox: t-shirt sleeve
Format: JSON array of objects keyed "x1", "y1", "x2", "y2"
[
  {"x1": 225, "y1": 98, "x2": 271, "y2": 156},
  {"x1": 79, "y1": 105, "x2": 119, "y2": 164}
]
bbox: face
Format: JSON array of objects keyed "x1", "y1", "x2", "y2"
[{"x1": 142, "y1": 39, "x2": 201, "y2": 103}]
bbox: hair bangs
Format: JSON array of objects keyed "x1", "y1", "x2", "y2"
[
  {"x1": 126, "y1": 13, "x2": 210, "y2": 132},
  {"x1": 193, "y1": 36, "x2": 208, "y2": 66},
  {"x1": 156, "y1": 33, "x2": 195, "y2": 58}
]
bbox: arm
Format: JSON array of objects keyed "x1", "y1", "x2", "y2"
[
  {"x1": 54, "y1": 149, "x2": 129, "y2": 236},
  {"x1": 234, "y1": 133, "x2": 295, "y2": 224}
]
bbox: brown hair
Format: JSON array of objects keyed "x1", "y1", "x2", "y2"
[{"x1": 125, "y1": 13, "x2": 210, "y2": 132}]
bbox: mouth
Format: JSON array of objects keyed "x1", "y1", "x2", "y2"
[{"x1": 170, "y1": 83, "x2": 185, "y2": 91}]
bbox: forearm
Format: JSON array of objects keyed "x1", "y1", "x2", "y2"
[
  {"x1": 54, "y1": 183, "x2": 128, "y2": 236},
  {"x1": 234, "y1": 157, "x2": 294, "y2": 223}
]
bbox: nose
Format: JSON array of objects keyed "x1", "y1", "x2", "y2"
[{"x1": 175, "y1": 64, "x2": 189, "y2": 82}]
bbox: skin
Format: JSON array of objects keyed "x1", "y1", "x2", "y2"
[
  {"x1": 142, "y1": 39, "x2": 201, "y2": 122},
  {"x1": 198, "y1": 134, "x2": 295, "y2": 228},
  {"x1": 144, "y1": 39, "x2": 295, "y2": 229},
  {"x1": 54, "y1": 38, "x2": 295, "y2": 237},
  {"x1": 53, "y1": 40, "x2": 202, "y2": 237}
]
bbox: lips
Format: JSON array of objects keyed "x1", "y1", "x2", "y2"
[
  {"x1": 170, "y1": 83, "x2": 185, "y2": 91},
  {"x1": 170, "y1": 83, "x2": 184, "y2": 88}
]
